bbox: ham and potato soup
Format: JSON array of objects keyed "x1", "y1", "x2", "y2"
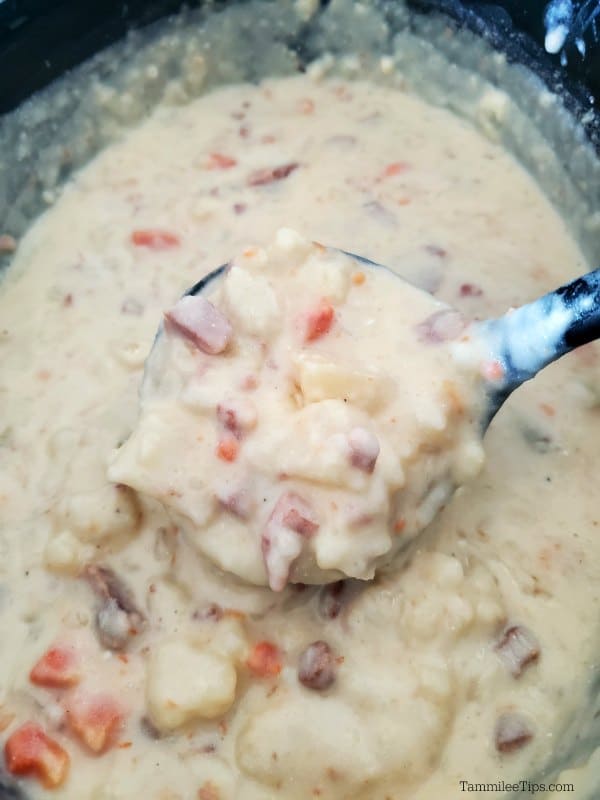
[
  {"x1": 0, "y1": 7, "x2": 600, "y2": 799},
  {"x1": 110, "y1": 231, "x2": 486, "y2": 591}
]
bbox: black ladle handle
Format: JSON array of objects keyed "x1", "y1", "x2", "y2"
[{"x1": 478, "y1": 268, "x2": 600, "y2": 418}]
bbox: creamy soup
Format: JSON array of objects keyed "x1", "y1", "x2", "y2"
[
  {"x1": 110, "y1": 230, "x2": 486, "y2": 590},
  {"x1": 0, "y1": 69, "x2": 598, "y2": 800}
]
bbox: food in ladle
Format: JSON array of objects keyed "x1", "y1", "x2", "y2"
[{"x1": 109, "y1": 230, "x2": 486, "y2": 588}]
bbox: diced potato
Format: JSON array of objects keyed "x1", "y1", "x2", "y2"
[
  {"x1": 44, "y1": 530, "x2": 86, "y2": 574},
  {"x1": 146, "y1": 638, "x2": 237, "y2": 731},
  {"x1": 266, "y1": 228, "x2": 312, "y2": 268},
  {"x1": 223, "y1": 266, "x2": 280, "y2": 337},
  {"x1": 248, "y1": 400, "x2": 361, "y2": 489},
  {"x1": 108, "y1": 406, "x2": 217, "y2": 528},
  {"x1": 181, "y1": 381, "x2": 225, "y2": 413},
  {"x1": 237, "y1": 695, "x2": 381, "y2": 791},
  {"x1": 295, "y1": 354, "x2": 393, "y2": 412},
  {"x1": 451, "y1": 438, "x2": 486, "y2": 483},
  {"x1": 415, "y1": 654, "x2": 452, "y2": 703},
  {"x1": 297, "y1": 251, "x2": 352, "y2": 302},
  {"x1": 209, "y1": 616, "x2": 250, "y2": 665},
  {"x1": 54, "y1": 484, "x2": 142, "y2": 544},
  {"x1": 313, "y1": 519, "x2": 391, "y2": 579}
]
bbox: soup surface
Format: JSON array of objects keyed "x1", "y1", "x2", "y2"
[
  {"x1": 111, "y1": 231, "x2": 486, "y2": 591},
  {"x1": 0, "y1": 70, "x2": 598, "y2": 799}
]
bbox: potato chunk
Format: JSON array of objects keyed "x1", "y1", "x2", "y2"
[
  {"x1": 223, "y1": 266, "x2": 280, "y2": 336},
  {"x1": 146, "y1": 638, "x2": 237, "y2": 731},
  {"x1": 295, "y1": 354, "x2": 393, "y2": 412}
]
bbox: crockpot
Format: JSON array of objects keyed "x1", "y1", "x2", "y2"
[
  {"x1": 0, "y1": 2, "x2": 599, "y2": 798},
  {"x1": 0, "y1": 0, "x2": 599, "y2": 249},
  {"x1": 0, "y1": 1, "x2": 599, "y2": 120}
]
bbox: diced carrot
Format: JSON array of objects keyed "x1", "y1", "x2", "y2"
[
  {"x1": 30, "y1": 646, "x2": 80, "y2": 689},
  {"x1": 351, "y1": 271, "x2": 365, "y2": 286},
  {"x1": 131, "y1": 229, "x2": 180, "y2": 250},
  {"x1": 393, "y1": 518, "x2": 406, "y2": 534},
  {"x1": 216, "y1": 436, "x2": 239, "y2": 463},
  {"x1": 247, "y1": 641, "x2": 282, "y2": 677},
  {"x1": 481, "y1": 359, "x2": 505, "y2": 382},
  {"x1": 206, "y1": 152, "x2": 237, "y2": 170},
  {"x1": 381, "y1": 161, "x2": 409, "y2": 178},
  {"x1": 540, "y1": 402, "x2": 555, "y2": 417},
  {"x1": 305, "y1": 301, "x2": 335, "y2": 343},
  {"x1": 66, "y1": 694, "x2": 124, "y2": 754},
  {"x1": 5, "y1": 722, "x2": 69, "y2": 788}
]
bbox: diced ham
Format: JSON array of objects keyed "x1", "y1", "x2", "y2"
[
  {"x1": 217, "y1": 486, "x2": 254, "y2": 520},
  {"x1": 424, "y1": 244, "x2": 447, "y2": 258},
  {"x1": 495, "y1": 625, "x2": 540, "y2": 678},
  {"x1": 318, "y1": 582, "x2": 346, "y2": 619},
  {"x1": 262, "y1": 492, "x2": 319, "y2": 591},
  {"x1": 348, "y1": 427, "x2": 380, "y2": 474},
  {"x1": 415, "y1": 309, "x2": 465, "y2": 344},
  {"x1": 247, "y1": 162, "x2": 299, "y2": 186},
  {"x1": 30, "y1": 645, "x2": 81, "y2": 689},
  {"x1": 297, "y1": 641, "x2": 337, "y2": 690},
  {"x1": 272, "y1": 492, "x2": 319, "y2": 536},
  {"x1": 282, "y1": 508, "x2": 315, "y2": 536},
  {"x1": 216, "y1": 397, "x2": 257, "y2": 439},
  {"x1": 131, "y1": 229, "x2": 180, "y2": 250},
  {"x1": 0, "y1": 234, "x2": 17, "y2": 253},
  {"x1": 165, "y1": 295, "x2": 232, "y2": 355},
  {"x1": 83, "y1": 565, "x2": 145, "y2": 651},
  {"x1": 139, "y1": 716, "x2": 163, "y2": 740},
  {"x1": 247, "y1": 641, "x2": 282, "y2": 677},
  {"x1": 459, "y1": 282, "x2": 483, "y2": 297},
  {"x1": 66, "y1": 693, "x2": 124, "y2": 754},
  {"x1": 4, "y1": 723, "x2": 69, "y2": 788},
  {"x1": 494, "y1": 712, "x2": 534, "y2": 754},
  {"x1": 318, "y1": 580, "x2": 361, "y2": 620},
  {"x1": 304, "y1": 300, "x2": 335, "y2": 343}
]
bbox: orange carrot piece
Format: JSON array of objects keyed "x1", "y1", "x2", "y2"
[
  {"x1": 5, "y1": 722, "x2": 69, "y2": 788},
  {"x1": 66, "y1": 694, "x2": 124, "y2": 754},
  {"x1": 131, "y1": 229, "x2": 180, "y2": 250},
  {"x1": 30, "y1": 646, "x2": 80, "y2": 689},
  {"x1": 305, "y1": 301, "x2": 335, "y2": 343},
  {"x1": 247, "y1": 641, "x2": 282, "y2": 678}
]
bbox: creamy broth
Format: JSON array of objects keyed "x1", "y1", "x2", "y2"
[
  {"x1": 0, "y1": 70, "x2": 598, "y2": 800},
  {"x1": 110, "y1": 231, "x2": 486, "y2": 591}
]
